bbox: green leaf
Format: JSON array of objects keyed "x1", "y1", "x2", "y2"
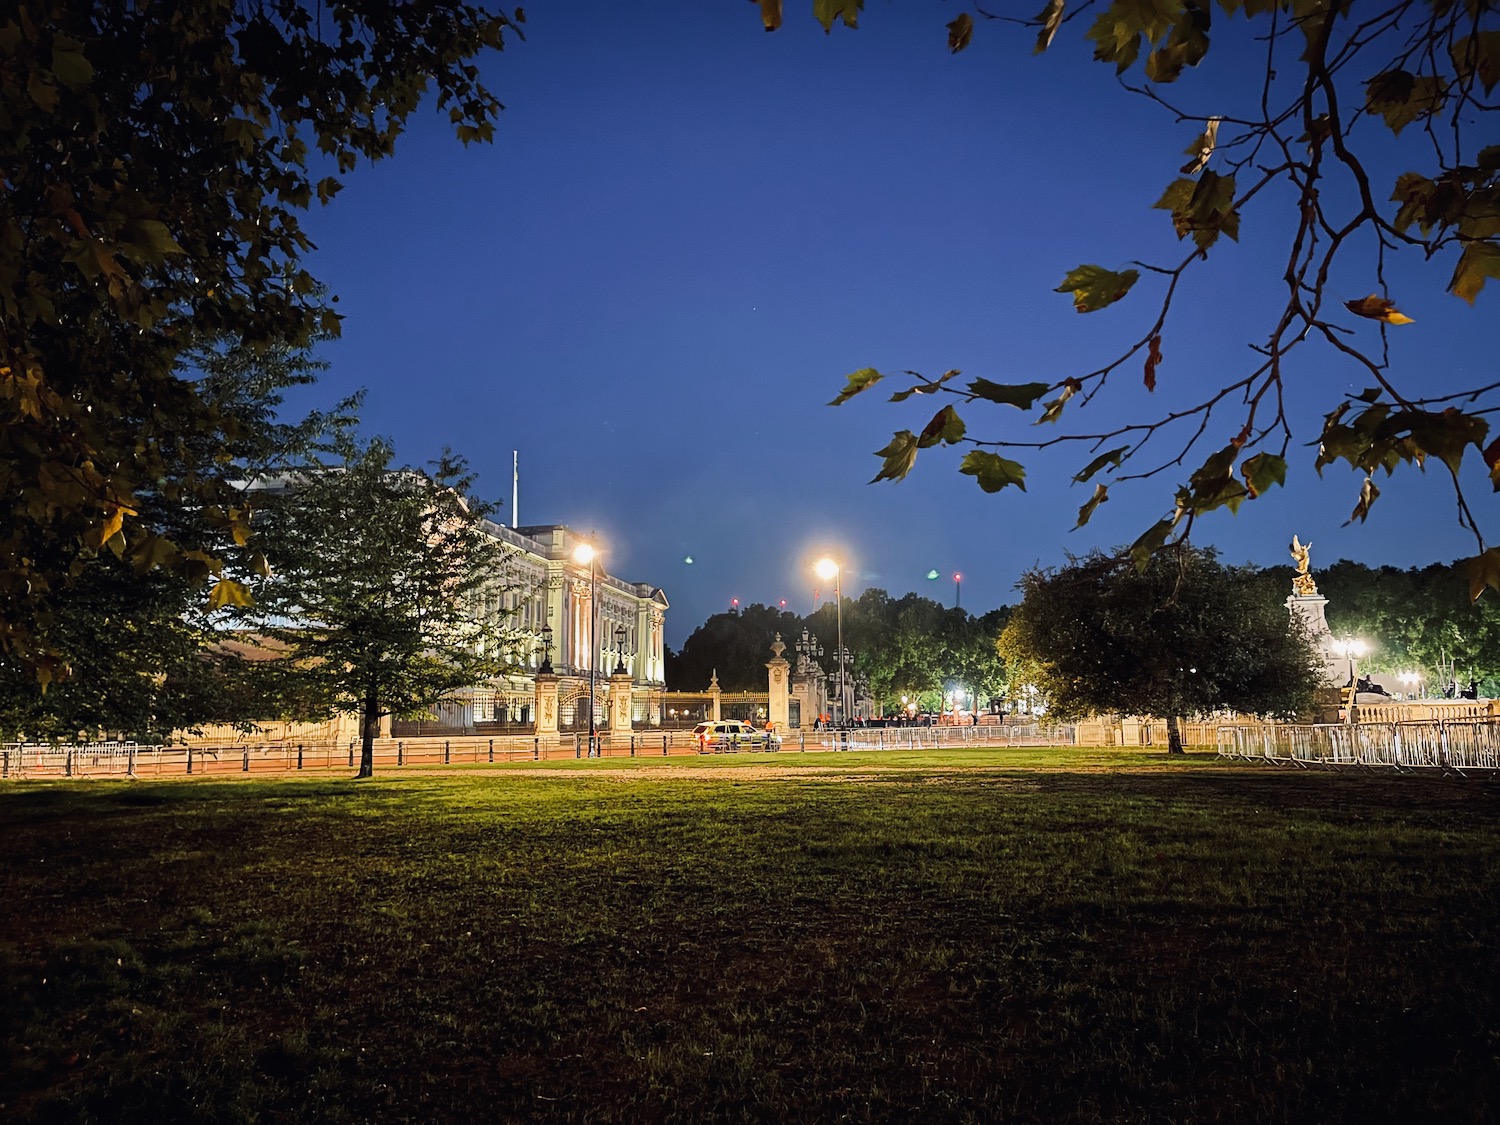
[
  {"x1": 1465, "y1": 548, "x2": 1500, "y2": 602},
  {"x1": 50, "y1": 47, "x2": 94, "y2": 89},
  {"x1": 1365, "y1": 71, "x2": 1448, "y2": 135},
  {"x1": 813, "y1": 0, "x2": 862, "y2": 32},
  {"x1": 1073, "y1": 446, "x2": 1129, "y2": 483},
  {"x1": 967, "y1": 379, "x2": 1051, "y2": 409},
  {"x1": 1075, "y1": 483, "x2": 1109, "y2": 528},
  {"x1": 917, "y1": 405, "x2": 966, "y2": 448},
  {"x1": 1449, "y1": 240, "x2": 1500, "y2": 305},
  {"x1": 1240, "y1": 452, "x2": 1287, "y2": 498},
  {"x1": 1054, "y1": 264, "x2": 1139, "y2": 312},
  {"x1": 122, "y1": 219, "x2": 185, "y2": 260},
  {"x1": 870, "y1": 431, "x2": 919, "y2": 483},
  {"x1": 1128, "y1": 517, "x2": 1176, "y2": 571},
  {"x1": 959, "y1": 451, "x2": 1027, "y2": 493},
  {"x1": 829, "y1": 367, "x2": 884, "y2": 406},
  {"x1": 1450, "y1": 31, "x2": 1500, "y2": 96},
  {"x1": 1404, "y1": 408, "x2": 1489, "y2": 476}
]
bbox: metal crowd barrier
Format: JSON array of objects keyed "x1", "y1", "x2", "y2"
[{"x1": 1217, "y1": 719, "x2": 1500, "y2": 773}]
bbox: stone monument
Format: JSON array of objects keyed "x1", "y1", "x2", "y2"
[{"x1": 1284, "y1": 535, "x2": 1343, "y2": 686}]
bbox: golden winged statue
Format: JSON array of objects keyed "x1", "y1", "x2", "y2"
[{"x1": 1290, "y1": 535, "x2": 1318, "y2": 595}]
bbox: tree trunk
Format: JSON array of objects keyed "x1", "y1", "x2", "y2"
[
  {"x1": 1165, "y1": 713, "x2": 1185, "y2": 755},
  {"x1": 358, "y1": 685, "x2": 378, "y2": 778}
]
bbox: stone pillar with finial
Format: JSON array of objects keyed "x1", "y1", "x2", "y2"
[
  {"x1": 709, "y1": 669, "x2": 721, "y2": 721},
  {"x1": 766, "y1": 633, "x2": 790, "y2": 731}
]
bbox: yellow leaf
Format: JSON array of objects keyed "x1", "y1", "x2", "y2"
[
  {"x1": 208, "y1": 579, "x2": 253, "y2": 610},
  {"x1": 1344, "y1": 294, "x2": 1414, "y2": 324},
  {"x1": 1465, "y1": 548, "x2": 1500, "y2": 602}
]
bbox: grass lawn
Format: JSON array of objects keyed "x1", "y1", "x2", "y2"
[{"x1": 2, "y1": 748, "x2": 1498, "y2": 1123}]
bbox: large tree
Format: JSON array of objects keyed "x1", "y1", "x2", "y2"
[
  {"x1": 1, "y1": 1, "x2": 519, "y2": 681},
  {"x1": 1001, "y1": 547, "x2": 1322, "y2": 753},
  {"x1": 0, "y1": 334, "x2": 347, "y2": 741},
  {"x1": 243, "y1": 438, "x2": 519, "y2": 777},
  {"x1": 808, "y1": 2, "x2": 1500, "y2": 589}
]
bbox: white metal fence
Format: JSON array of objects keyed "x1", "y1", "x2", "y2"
[{"x1": 1217, "y1": 719, "x2": 1500, "y2": 772}]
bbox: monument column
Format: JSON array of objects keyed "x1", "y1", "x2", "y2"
[
  {"x1": 766, "y1": 634, "x2": 790, "y2": 731},
  {"x1": 709, "y1": 670, "x2": 722, "y2": 721}
]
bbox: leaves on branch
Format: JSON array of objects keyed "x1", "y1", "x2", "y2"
[
  {"x1": 967, "y1": 379, "x2": 1051, "y2": 409},
  {"x1": 1153, "y1": 171, "x2": 1239, "y2": 251},
  {"x1": 829, "y1": 367, "x2": 884, "y2": 405},
  {"x1": 959, "y1": 450, "x2": 1027, "y2": 493},
  {"x1": 1074, "y1": 446, "x2": 1128, "y2": 483},
  {"x1": 1075, "y1": 482, "x2": 1108, "y2": 528},
  {"x1": 1184, "y1": 443, "x2": 1249, "y2": 515},
  {"x1": 1450, "y1": 31, "x2": 1500, "y2": 96},
  {"x1": 1034, "y1": 0, "x2": 1064, "y2": 54},
  {"x1": 1054, "y1": 264, "x2": 1139, "y2": 312},
  {"x1": 1241, "y1": 452, "x2": 1287, "y2": 499},
  {"x1": 1344, "y1": 294, "x2": 1415, "y2": 324},
  {"x1": 917, "y1": 405, "x2": 966, "y2": 448},
  {"x1": 871, "y1": 431, "x2": 919, "y2": 483},
  {"x1": 1365, "y1": 70, "x2": 1449, "y2": 136},
  {"x1": 1039, "y1": 377, "x2": 1082, "y2": 425},
  {"x1": 1144, "y1": 334, "x2": 1162, "y2": 391},
  {"x1": 890, "y1": 369, "x2": 961, "y2": 403},
  {"x1": 1179, "y1": 116, "x2": 1220, "y2": 175},
  {"x1": 947, "y1": 13, "x2": 973, "y2": 54}
]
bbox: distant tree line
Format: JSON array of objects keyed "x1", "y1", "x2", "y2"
[
  {"x1": 668, "y1": 557, "x2": 1500, "y2": 719},
  {"x1": 667, "y1": 591, "x2": 1009, "y2": 716}
]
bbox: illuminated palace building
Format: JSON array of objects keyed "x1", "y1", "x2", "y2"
[{"x1": 395, "y1": 523, "x2": 668, "y2": 737}]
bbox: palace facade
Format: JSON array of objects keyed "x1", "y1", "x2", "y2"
[{"x1": 400, "y1": 522, "x2": 669, "y2": 736}]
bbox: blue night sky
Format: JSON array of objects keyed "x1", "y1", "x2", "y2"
[{"x1": 292, "y1": 3, "x2": 1497, "y2": 647}]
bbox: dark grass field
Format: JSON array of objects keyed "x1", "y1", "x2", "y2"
[{"x1": 3, "y1": 749, "x2": 1498, "y2": 1123}]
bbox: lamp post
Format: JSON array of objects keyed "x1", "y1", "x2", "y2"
[
  {"x1": 954, "y1": 571, "x2": 961, "y2": 610},
  {"x1": 613, "y1": 623, "x2": 628, "y2": 675},
  {"x1": 573, "y1": 540, "x2": 598, "y2": 756},
  {"x1": 815, "y1": 556, "x2": 845, "y2": 727},
  {"x1": 538, "y1": 623, "x2": 554, "y2": 674},
  {"x1": 1334, "y1": 637, "x2": 1367, "y2": 724}
]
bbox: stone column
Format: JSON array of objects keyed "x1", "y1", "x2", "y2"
[
  {"x1": 607, "y1": 672, "x2": 633, "y2": 733},
  {"x1": 534, "y1": 673, "x2": 560, "y2": 737},
  {"x1": 766, "y1": 634, "x2": 790, "y2": 731},
  {"x1": 709, "y1": 670, "x2": 722, "y2": 721}
]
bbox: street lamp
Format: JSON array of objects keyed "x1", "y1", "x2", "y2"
[
  {"x1": 815, "y1": 556, "x2": 845, "y2": 727},
  {"x1": 954, "y1": 571, "x2": 962, "y2": 610},
  {"x1": 538, "y1": 623, "x2": 554, "y2": 674},
  {"x1": 573, "y1": 540, "x2": 599, "y2": 756},
  {"x1": 613, "y1": 623, "x2": 628, "y2": 675}
]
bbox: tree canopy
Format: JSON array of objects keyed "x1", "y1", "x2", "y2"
[
  {"x1": 239, "y1": 438, "x2": 520, "y2": 777},
  {"x1": 1, "y1": 1, "x2": 519, "y2": 682},
  {"x1": 807, "y1": 2, "x2": 1500, "y2": 590},
  {"x1": 1001, "y1": 547, "x2": 1323, "y2": 752}
]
